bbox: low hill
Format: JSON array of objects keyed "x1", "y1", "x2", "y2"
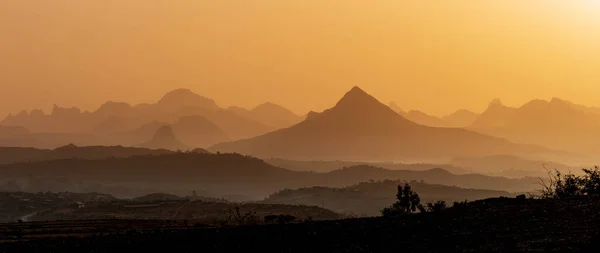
[
  {"x1": 265, "y1": 158, "x2": 470, "y2": 174},
  {"x1": 139, "y1": 126, "x2": 190, "y2": 151},
  {"x1": 0, "y1": 154, "x2": 538, "y2": 198},
  {"x1": 0, "y1": 144, "x2": 172, "y2": 165},
  {"x1": 0, "y1": 125, "x2": 30, "y2": 137},
  {"x1": 451, "y1": 155, "x2": 573, "y2": 178},
  {"x1": 264, "y1": 180, "x2": 511, "y2": 216}
]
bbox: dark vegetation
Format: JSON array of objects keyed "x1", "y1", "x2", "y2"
[
  {"x1": 265, "y1": 158, "x2": 470, "y2": 174},
  {"x1": 264, "y1": 180, "x2": 509, "y2": 216},
  {"x1": 0, "y1": 192, "x2": 338, "y2": 224},
  {"x1": 540, "y1": 166, "x2": 600, "y2": 198},
  {"x1": 2, "y1": 196, "x2": 600, "y2": 252}
]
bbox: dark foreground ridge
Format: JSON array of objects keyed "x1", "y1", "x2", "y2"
[{"x1": 2, "y1": 197, "x2": 600, "y2": 253}]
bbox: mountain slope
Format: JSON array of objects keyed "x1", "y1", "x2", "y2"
[{"x1": 211, "y1": 87, "x2": 543, "y2": 161}]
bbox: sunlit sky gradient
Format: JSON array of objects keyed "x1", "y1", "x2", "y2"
[{"x1": 1, "y1": 1, "x2": 600, "y2": 117}]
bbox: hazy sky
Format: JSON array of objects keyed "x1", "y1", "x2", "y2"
[{"x1": 1, "y1": 1, "x2": 600, "y2": 117}]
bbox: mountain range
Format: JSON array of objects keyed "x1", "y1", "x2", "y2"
[
  {"x1": 469, "y1": 98, "x2": 600, "y2": 153},
  {"x1": 388, "y1": 102, "x2": 479, "y2": 128},
  {"x1": 211, "y1": 87, "x2": 545, "y2": 161},
  {"x1": 0, "y1": 89, "x2": 302, "y2": 149},
  {"x1": 0, "y1": 153, "x2": 538, "y2": 198}
]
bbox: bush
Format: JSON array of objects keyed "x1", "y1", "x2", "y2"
[
  {"x1": 381, "y1": 183, "x2": 421, "y2": 217},
  {"x1": 540, "y1": 166, "x2": 600, "y2": 198}
]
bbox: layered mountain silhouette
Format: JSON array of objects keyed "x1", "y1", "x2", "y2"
[
  {"x1": 211, "y1": 87, "x2": 543, "y2": 161},
  {"x1": 405, "y1": 110, "x2": 447, "y2": 127},
  {"x1": 0, "y1": 153, "x2": 538, "y2": 198},
  {"x1": 450, "y1": 155, "x2": 572, "y2": 178},
  {"x1": 227, "y1": 102, "x2": 302, "y2": 129},
  {"x1": 388, "y1": 102, "x2": 478, "y2": 128},
  {"x1": 1, "y1": 89, "x2": 275, "y2": 147},
  {"x1": 171, "y1": 116, "x2": 229, "y2": 147},
  {"x1": 0, "y1": 144, "x2": 172, "y2": 165},
  {"x1": 442, "y1": 109, "x2": 479, "y2": 127},
  {"x1": 0, "y1": 125, "x2": 29, "y2": 137},
  {"x1": 469, "y1": 98, "x2": 600, "y2": 152},
  {"x1": 123, "y1": 116, "x2": 229, "y2": 148},
  {"x1": 139, "y1": 125, "x2": 190, "y2": 151}
]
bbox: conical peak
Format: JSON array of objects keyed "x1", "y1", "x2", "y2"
[
  {"x1": 153, "y1": 125, "x2": 176, "y2": 140},
  {"x1": 335, "y1": 86, "x2": 378, "y2": 108},
  {"x1": 488, "y1": 98, "x2": 503, "y2": 107}
]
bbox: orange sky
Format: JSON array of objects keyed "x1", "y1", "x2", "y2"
[{"x1": 1, "y1": 1, "x2": 600, "y2": 117}]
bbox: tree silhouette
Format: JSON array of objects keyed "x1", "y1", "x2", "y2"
[{"x1": 381, "y1": 183, "x2": 421, "y2": 217}]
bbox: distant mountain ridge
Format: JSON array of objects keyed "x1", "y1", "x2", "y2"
[
  {"x1": 0, "y1": 153, "x2": 538, "y2": 198},
  {"x1": 388, "y1": 102, "x2": 479, "y2": 128},
  {"x1": 211, "y1": 86, "x2": 546, "y2": 161},
  {"x1": 469, "y1": 97, "x2": 600, "y2": 153},
  {"x1": 0, "y1": 89, "x2": 300, "y2": 148}
]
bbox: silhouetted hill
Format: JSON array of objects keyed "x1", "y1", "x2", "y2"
[
  {"x1": 228, "y1": 102, "x2": 303, "y2": 129},
  {"x1": 265, "y1": 180, "x2": 511, "y2": 216},
  {"x1": 388, "y1": 102, "x2": 477, "y2": 128},
  {"x1": 470, "y1": 97, "x2": 600, "y2": 152},
  {"x1": 451, "y1": 155, "x2": 573, "y2": 178},
  {"x1": 211, "y1": 87, "x2": 545, "y2": 161},
  {"x1": 405, "y1": 110, "x2": 447, "y2": 127},
  {"x1": 442, "y1": 109, "x2": 479, "y2": 127},
  {"x1": 0, "y1": 154, "x2": 538, "y2": 199},
  {"x1": 171, "y1": 116, "x2": 229, "y2": 147},
  {"x1": 0, "y1": 125, "x2": 30, "y2": 137},
  {"x1": 265, "y1": 158, "x2": 470, "y2": 174},
  {"x1": 250, "y1": 102, "x2": 301, "y2": 127},
  {"x1": 0, "y1": 145, "x2": 172, "y2": 165},
  {"x1": 139, "y1": 126, "x2": 190, "y2": 151},
  {"x1": 176, "y1": 107, "x2": 272, "y2": 140},
  {"x1": 156, "y1": 88, "x2": 220, "y2": 112}
]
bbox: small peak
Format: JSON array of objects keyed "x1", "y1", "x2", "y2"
[
  {"x1": 154, "y1": 125, "x2": 176, "y2": 139},
  {"x1": 54, "y1": 143, "x2": 77, "y2": 150},
  {"x1": 160, "y1": 88, "x2": 196, "y2": 99},
  {"x1": 348, "y1": 86, "x2": 367, "y2": 95},
  {"x1": 427, "y1": 168, "x2": 451, "y2": 174},
  {"x1": 305, "y1": 111, "x2": 320, "y2": 121},
  {"x1": 488, "y1": 98, "x2": 504, "y2": 108},
  {"x1": 336, "y1": 86, "x2": 376, "y2": 107},
  {"x1": 550, "y1": 97, "x2": 568, "y2": 104},
  {"x1": 157, "y1": 88, "x2": 219, "y2": 111}
]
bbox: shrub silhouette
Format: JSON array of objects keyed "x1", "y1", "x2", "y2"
[
  {"x1": 381, "y1": 183, "x2": 421, "y2": 217},
  {"x1": 540, "y1": 166, "x2": 600, "y2": 198},
  {"x1": 426, "y1": 201, "x2": 447, "y2": 212}
]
